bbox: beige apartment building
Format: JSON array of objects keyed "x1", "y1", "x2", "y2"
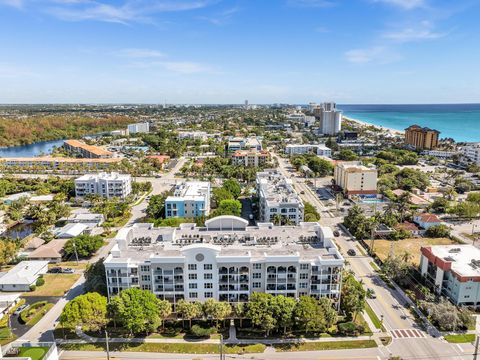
[
  {"x1": 334, "y1": 161, "x2": 377, "y2": 197},
  {"x1": 231, "y1": 150, "x2": 271, "y2": 167},
  {"x1": 405, "y1": 125, "x2": 440, "y2": 150}
]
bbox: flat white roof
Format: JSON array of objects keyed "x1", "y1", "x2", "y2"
[
  {"x1": 56, "y1": 223, "x2": 88, "y2": 237},
  {"x1": 429, "y1": 245, "x2": 480, "y2": 277},
  {"x1": 76, "y1": 172, "x2": 131, "y2": 181}
]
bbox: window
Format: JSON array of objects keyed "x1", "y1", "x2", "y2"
[
  {"x1": 188, "y1": 264, "x2": 197, "y2": 271},
  {"x1": 189, "y1": 292, "x2": 198, "y2": 298},
  {"x1": 204, "y1": 273, "x2": 212, "y2": 280},
  {"x1": 288, "y1": 214, "x2": 296, "y2": 219},
  {"x1": 205, "y1": 283, "x2": 213, "y2": 289},
  {"x1": 205, "y1": 292, "x2": 213, "y2": 298},
  {"x1": 253, "y1": 264, "x2": 262, "y2": 270},
  {"x1": 141, "y1": 284, "x2": 151, "y2": 290},
  {"x1": 189, "y1": 274, "x2": 197, "y2": 280},
  {"x1": 270, "y1": 208, "x2": 277, "y2": 213},
  {"x1": 300, "y1": 264, "x2": 309, "y2": 270},
  {"x1": 300, "y1": 273, "x2": 308, "y2": 279},
  {"x1": 253, "y1": 273, "x2": 262, "y2": 279},
  {"x1": 253, "y1": 282, "x2": 261, "y2": 288},
  {"x1": 289, "y1": 208, "x2": 296, "y2": 213},
  {"x1": 204, "y1": 264, "x2": 213, "y2": 270},
  {"x1": 300, "y1": 282, "x2": 308, "y2": 288},
  {"x1": 189, "y1": 283, "x2": 197, "y2": 289},
  {"x1": 281, "y1": 208, "x2": 287, "y2": 213},
  {"x1": 141, "y1": 275, "x2": 151, "y2": 281},
  {"x1": 140, "y1": 265, "x2": 150, "y2": 272}
]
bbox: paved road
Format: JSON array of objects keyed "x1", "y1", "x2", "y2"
[
  {"x1": 275, "y1": 154, "x2": 477, "y2": 360},
  {"x1": 59, "y1": 347, "x2": 387, "y2": 360}
]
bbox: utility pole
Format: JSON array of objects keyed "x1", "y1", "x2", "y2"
[
  {"x1": 72, "y1": 238, "x2": 79, "y2": 265},
  {"x1": 105, "y1": 330, "x2": 111, "y2": 360},
  {"x1": 474, "y1": 333, "x2": 479, "y2": 360},
  {"x1": 219, "y1": 334, "x2": 224, "y2": 360}
]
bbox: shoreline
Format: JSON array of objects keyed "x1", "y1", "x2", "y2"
[{"x1": 343, "y1": 116, "x2": 404, "y2": 136}]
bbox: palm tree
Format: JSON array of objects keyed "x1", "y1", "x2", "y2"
[
  {"x1": 395, "y1": 192, "x2": 411, "y2": 222},
  {"x1": 401, "y1": 251, "x2": 412, "y2": 264},
  {"x1": 272, "y1": 214, "x2": 283, "y2": 226}
]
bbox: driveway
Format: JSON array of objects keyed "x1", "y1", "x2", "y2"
[{"x1": 10, "y1": 296, "x2": 61, "y2": 338}]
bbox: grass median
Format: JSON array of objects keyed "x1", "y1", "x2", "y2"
[
  {"x1": 444, "y1": 334, "x2": 476, "y2": 343},
  {"x1": 59, "y1": 342, "x2": 266, "y2": 354},
  {"x1": 365, "y1": 302, "x2": 385, "y2": 331},
  {"x1": 273, "y1": 340, "x2": 377, "y2": 352}
]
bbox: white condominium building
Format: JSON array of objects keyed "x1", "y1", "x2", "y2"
[
  {"x1": 462, "y1": 143, "x2": 480, "y2": 165},
  {"x1": 165, "y1": 181, "x2": 211, "y2": 218},
  {"x1": 256, "y1": 170, "x2": 304, "y2": 224},
  {"x1": 286, "y1": 113, "x2": 316, "y2": 127},
  {"x1": 285, "y1": 144, "x2": 332, "y2": 157},
  {"x1": 420, "y1": 245, "x2": 480, "y2": 307},
  {"x1": 314, "y1": 102, "x2": 342, "y2": 135},
  {"x1": 177, "y1": 131, "x2": 209, "y2": 140},
  {"x1": 75, "y1": 172, "x2": 132, "y2": 199},
  {"x1": 334, "y1": 161, "x2": 377, "y2": 197},
  {"x1": 127, "y1": 122, "x2": 150, "y2": 134},
  {"x1": 104, "y1": 216, "x2": 344, "y2": 308},
  {"x1": 227, "y1": 136, "x2": 263, "y2": 152},
  {"x1": 231, "y1": 150, "x2": 271, "y2": 167}
]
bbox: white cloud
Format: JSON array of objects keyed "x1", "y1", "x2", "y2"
[
  {"x1": 383, "y1": 28, "x2": 446, "y2": 42},
  {"x1": 199, "y1": 6, "x2": 239, "y2": 26},
  {"x1": 0, "y1": 0, "x2": 23, "y2": 8},
  {"x1": 287, "y1": 0, "x2": 335, "y2": 8},
  {"x1": 383, "y1": 22, "x2": 445, "y2": 42},
  {"x1": 345, "y1": 46, "x2": 400, "y2": 64},
  {"x1": 157, "y1": 61, "x2": 212, "y2": 74},
  {"x1": 116, "y1": 48, "x2": 165, "y2": 58},
  {"x1": 373, "y1": 0, "x2": 426, "y2": 10},
  {"x1": 25, "y1": 0, "x2": 214, "y2": 24}
]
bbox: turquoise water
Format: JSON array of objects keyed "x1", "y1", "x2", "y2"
[{"x1": 338, "y1": 104, "x2": 480, "y2": 142}]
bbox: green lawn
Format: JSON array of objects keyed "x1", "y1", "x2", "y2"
[
  {"x1": 444, "y1": 334, "x2": 476, "y2": 343},
  {"x1": 356, "y1": 245, "x2": 367, "y2": 256},
  {"x1": 60, "y1": 342, "x2": 266, "y2": 354},
  {"x1": 369, "y1": 261, "x2": 380, "y2": 271},
  {"x1": 23, "y1": 274, "x2": 81, "y2": 297},
  {"x1": 17, "y1": 347, "x2": 49, "y2": 360},
  {"x1": 365, "y1": 302, "x2": 385, "y2": 331},
  {"x1": 273, "y1": 340, "x2": 377, "y2": 352}
]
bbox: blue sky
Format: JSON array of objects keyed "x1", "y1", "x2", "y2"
[{"x1": 0, "y1": 0, "x2": 479, "y2": 104}]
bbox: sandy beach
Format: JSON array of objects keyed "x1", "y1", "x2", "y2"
[{"x1": 343, "y1": 116, "x2": 404, "y2": 137}]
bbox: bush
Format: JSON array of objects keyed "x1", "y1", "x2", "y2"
[
  {"x1": 425, "y1": 224, "x2": 451, "y2": 238},
  {"x1": 19, "y1": 301, "x2": 48, "y2": 324},
  {"x1": 190, "y1": 325, "x2": 216, "y2": 338},
  {"x1": 29, "y1": 284, "x2": 36, "y2": 291},
  {"x1": 36, "y1": 277, "x2": 45, "y2": 287},
  {"x1": 337, "y1": 321, "x2": 363, "y2": 336}
]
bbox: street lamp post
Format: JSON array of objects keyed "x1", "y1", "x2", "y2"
[
  {"x1": 105, "y1": 330, "x2": 111, "y2": 360},
  {"x1": 219, "y1": 334, "x2": 224, "y2": 360},
  {"x1": 72, "y1": 239, "x2": 79, "y2": 265}
]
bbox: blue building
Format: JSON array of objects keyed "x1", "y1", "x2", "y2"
[{"x1": 165, "y1": 181, "x2": 211, "y2": 218}]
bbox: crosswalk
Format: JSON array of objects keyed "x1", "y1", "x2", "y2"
[{"x1": 390, "y1": 328, "x2": 426, "y2": 339}]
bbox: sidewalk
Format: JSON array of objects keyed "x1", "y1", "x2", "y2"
[{"x1": 58, "y1": 327, "x2": 385, "y2": 346}]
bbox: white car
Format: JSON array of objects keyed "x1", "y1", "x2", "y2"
[{"x1": 14, "y1": 304, "x2": 29, "y2": 316}]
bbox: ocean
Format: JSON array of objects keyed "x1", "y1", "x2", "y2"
[{"x1": 337, "y1": 104, "x2": 480, "y2": 143}]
